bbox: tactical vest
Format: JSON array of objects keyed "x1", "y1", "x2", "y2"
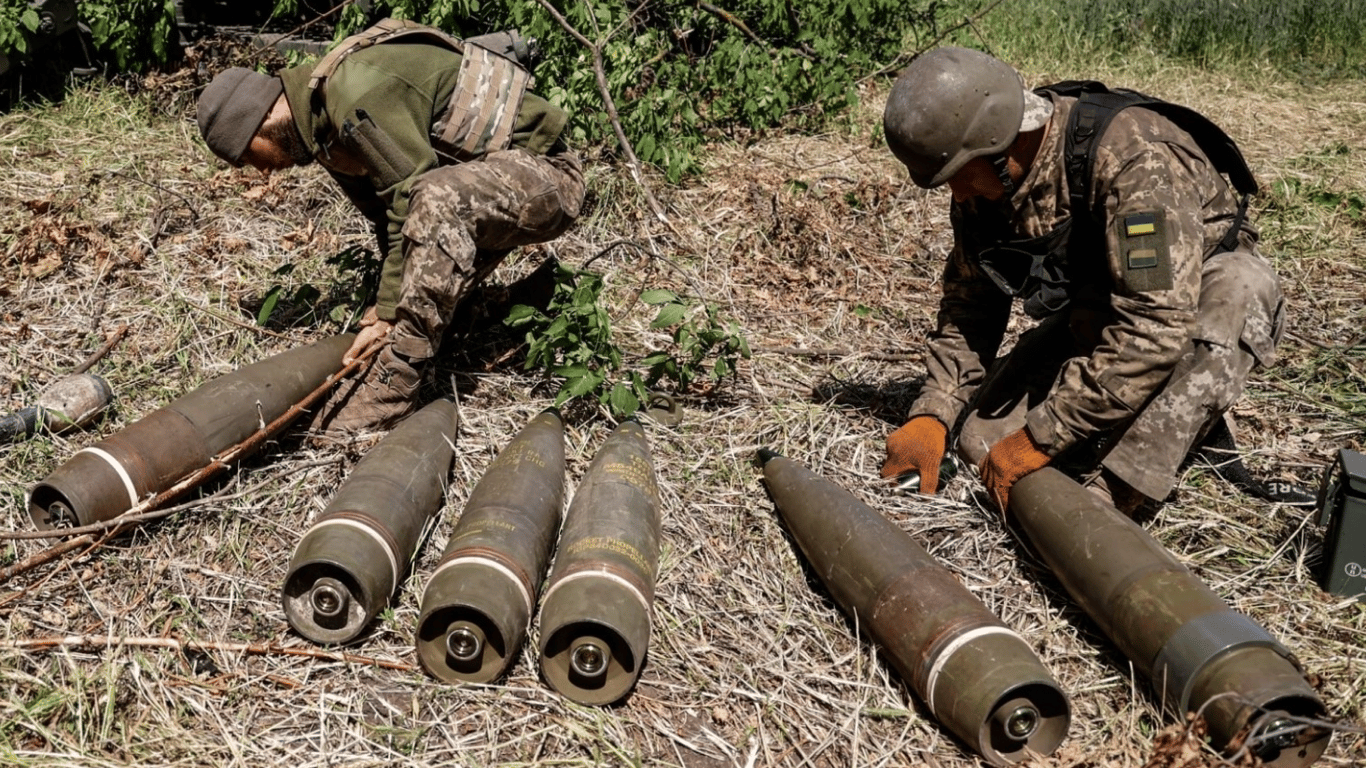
[
  {"x1": 309, "y1": 17, "x2": 534, "y2": 163},
  {"x1": 970, "y1": 81, "x2": 1259, "y2": 319}
]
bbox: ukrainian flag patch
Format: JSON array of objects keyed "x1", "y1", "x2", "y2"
[
  {"x1": 1125, "y1": 213, "x2": 1157, "y2": 237},
  {"x1": 1114, "y1": 210, "x2": 1172, "y2": 292},
  {"x1": 1128, "y1": 248, "x2": 1159, "y2": 269}
]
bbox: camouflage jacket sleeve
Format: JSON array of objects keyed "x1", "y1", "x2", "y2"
[
  {"x1": 909, "y1": 205, "x2": 1013, "y2": 429},
  {"x1": 1024, "y1": 111, "x2": 1211, "y2": 454}
]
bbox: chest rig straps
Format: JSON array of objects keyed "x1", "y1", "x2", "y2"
[{"x1": 308, "y1": 18, "x2": 533, "y2": 163}]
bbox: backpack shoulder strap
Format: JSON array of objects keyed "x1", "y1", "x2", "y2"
[
  {"x1": 1043, "y1": 80, "x2": 1256, "y2": 207},
  {"x1": 308, "y1": 18, "x2": 464, "y2": 94},
  {"x1": 1042, "y1": 80, "x2": 1258, "y2": 236}
]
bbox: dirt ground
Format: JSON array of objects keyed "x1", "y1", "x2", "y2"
[{"x1": 0, "y1": 51, "x2": 1364, "y2": 768}]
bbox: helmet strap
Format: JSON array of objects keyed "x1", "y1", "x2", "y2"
[{"x1": 990, "y1": 154, "x2": 1017, "y2": 199}]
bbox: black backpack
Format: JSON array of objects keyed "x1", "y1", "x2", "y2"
[
  {"x1": 969, "y1": 81, "x2": 1260, "y2": 318},
  {"x1": 1043, "y1": 79, "x2": 1258, "y2": 254}
]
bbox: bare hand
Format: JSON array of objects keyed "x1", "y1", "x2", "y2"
[{"x1": 343, "y1": 307, "x2": 393, "y2": 364}]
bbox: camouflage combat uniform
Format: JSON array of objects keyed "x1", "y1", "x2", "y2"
[
  {"x1": 275, "y1": 38, "x2": 584, "y2": 430},
  {"x1": 908, "y1": 93, "x2": 1285, "y2": 502}
]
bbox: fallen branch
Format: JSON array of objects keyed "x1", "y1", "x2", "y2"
[
  {"x1": 247, "y1": 0, "x2": 354, "y2": 60},
  {"x1": 0, "y1": 634, "x2": 417, "y2": 672},
  {"x1": 698, "y1": 1, "x2": 764, "y2": 45},
  {"x1": 533, "y1": 0, "x2": 670, "y2": 224},
  {"x1": 861, "y1": 0, "x2": 1009, "y2": 82},
  {"x1": 183, "y1": 300, "x2": 303, "y2": 340},
  {"x1": 697, "y1": 2, "x2": 812, "y2": 60},
  {"x1": 0, "y1": 478, "x2": 270, "y2": 541},
  {"x1": 0, "y1": 345, "x2": 378, "y2": 582},
  {"x1": 0, "y1": 535, "x2": 98, "y2": 584}
]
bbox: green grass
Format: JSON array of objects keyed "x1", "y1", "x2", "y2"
[{"x1": 964, "y1": 0, "x2": 1366, "y2": 82}]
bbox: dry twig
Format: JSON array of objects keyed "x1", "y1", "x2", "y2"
[
  {"x1": 0, "y1": 634, "x2": 417, "y2": 672},
  {"x1": 532, "y1": 0, "x2": 670, "y2": 224},
  {"x1": 70, "y1": 323, "x2": 129, "y2": 374}
]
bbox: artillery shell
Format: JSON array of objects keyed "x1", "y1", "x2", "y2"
[
  {"x1": 416, "y1": 409, "x2": 566, "y2": 683},
  {"x1": 28, "y1": 334, "x2": 353, "y2": 529},
  {"x1": 758, "y1": 449, "x2": 1069, "y2": 766},
  {"x1": 1010, "y1": 468, "x2": 1329, "y2": 767},
  {"x1": 538, "y1": 419, "x2": 661, "y2": 705},
  {"x1": 284, "y1": 398, "x2": 457, "y2": 645},
  {"x1": 34, "y1": 372, "x2": 113, "y2": 433}
]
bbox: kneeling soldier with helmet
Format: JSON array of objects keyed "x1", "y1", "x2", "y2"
[{"x1": 880, "y1": 47, "x2": 1287, "y2": 514}]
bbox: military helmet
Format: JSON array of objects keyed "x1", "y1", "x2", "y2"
[{"x1": 884, "y1": 47, "x2": 1044, "y2": 189}]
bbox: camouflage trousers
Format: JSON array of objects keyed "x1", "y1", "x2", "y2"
[
  {"x1": 956, "y1": 249, "x2": 1285, "y2": 502},
  {"x1": 388, "y1": 148, "x2": 585, "y2": 360}
]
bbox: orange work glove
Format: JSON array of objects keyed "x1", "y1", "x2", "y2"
[
  {"x1": 979, "y1": 427, "x2": 1052, "y2": 512},
  {"x1": 880, "y1": 416, "x2": 948, "y2": 494}
]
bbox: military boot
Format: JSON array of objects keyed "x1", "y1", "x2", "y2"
[{"x1": 309, "y1": 345, "x2": 422, "y2": 441}]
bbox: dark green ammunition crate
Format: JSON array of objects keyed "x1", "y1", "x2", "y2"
[{"x1": 1316, "y1": 448, "x2": 1366, "y2": 602}]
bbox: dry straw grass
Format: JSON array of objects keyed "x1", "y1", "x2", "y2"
[{"x1": 1, "y1": 50, "x2": 1364, "y2": 768}]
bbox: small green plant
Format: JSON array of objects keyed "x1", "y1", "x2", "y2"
[
  {"x1": 324, "y1": 243, "x2": 383, "y2": 322},
  {"x1": 0, "y1": 2, "x2": 43, "y2": 59},
  {"x1": 637, "y1": 288, "x2": 751, "y2": 391},
  {"x1": 255, "y1": 263, "x2": 320, "y2": 326},
  {"x1": 506, "y1": 265, "x2": 751, "y2": 419},
  {"x1": 255, "y1": 244, "x2": 380, "y2": 328}
]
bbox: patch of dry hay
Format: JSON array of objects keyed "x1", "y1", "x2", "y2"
[{"x1": 0, "y1": 55, "x2": 1363, "y2": 768}]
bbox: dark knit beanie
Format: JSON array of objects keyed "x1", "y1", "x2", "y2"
[{"x1": 196, "y1": 67, "x2": 284, "y2": 165}]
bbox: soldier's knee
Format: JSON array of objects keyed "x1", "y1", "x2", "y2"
[
  {"x1": 1203, "y1": 250, "x2": 1282, "y2": 307},
  {"x1": 1197, "y1": 251, "x2": 1284, "y2": 367},
  {"x1": 957, "y1": 417, "x2": 1005, "y2": 467}
]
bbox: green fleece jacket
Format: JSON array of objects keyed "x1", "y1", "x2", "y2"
[{"x1": 278, "y1": 43, "x2": 567, "y2": 320}]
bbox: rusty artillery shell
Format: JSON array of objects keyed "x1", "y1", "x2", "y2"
[
  {"x1": 28, "y1": 334, "x2": 354, "y2": 530},
  {"x1": 283, "y1": 398, "x2": 457, "y2": 644},
  {"x1": 537, "y1": 419, "x2": 661, "y2": 705},
  {"x1": 1010, "y1": 468, "x2": 1329, "y2": 767},
  {"x1": 757, "y1": 449, "x2": 1069, "y2": 766},
  {"x1": 416, "y1": 409, "x2": 566, "y2": 683}
]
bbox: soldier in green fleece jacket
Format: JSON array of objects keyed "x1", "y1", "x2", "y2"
[{"x1": 196, "y1": 19, "x2": 584, "y2": 438}]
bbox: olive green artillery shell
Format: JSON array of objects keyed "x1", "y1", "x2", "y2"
[
  {"x1": 759, "y1": 450, "x2": 1069, "y2": 766},
  {"x1": 538, "y1": 420, "x2": 661, "y2": 706},
  {"x1": 417, "y1": 408, "x2": 566, "y2": 683},
  {"x1": 1010, "y1": 468, "x2": 1328, "y2": 767},
  {"x1": 284, "y1": 398, "x2": 457, "y2": 645},
  {"x1": 28, "y1": 334, "x2": 355, "y2": 529}
]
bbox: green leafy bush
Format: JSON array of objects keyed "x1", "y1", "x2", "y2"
[
  {"x1": 506, "y1": 263, "x2": 750, "y2": 418},
  {"x1": 335, "y1": 0, "x2": 942, "y2": 181},
  {"x1": 0, "y1": 0, "x2": 176, "y2": 72},
  {"x1": 0, "y1": 2, "x2": 44, "y2": 60},
  {"x1": 80, "y1": 0, "x2": 176, "y2": 71}
]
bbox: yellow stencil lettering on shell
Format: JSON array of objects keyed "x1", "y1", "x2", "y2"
[
  {"x1": 602, "y1": 455, "x2": 660, "y2": 501},
  {"x1": 502, "y1": 441, "x2": 547, "y2": 469},
  {"x1": 565, "y1": 535, "x2": 650, "y2": 572},
  {"x1": 450, "y1": 518, "x2": 518, "y2": 543}
]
